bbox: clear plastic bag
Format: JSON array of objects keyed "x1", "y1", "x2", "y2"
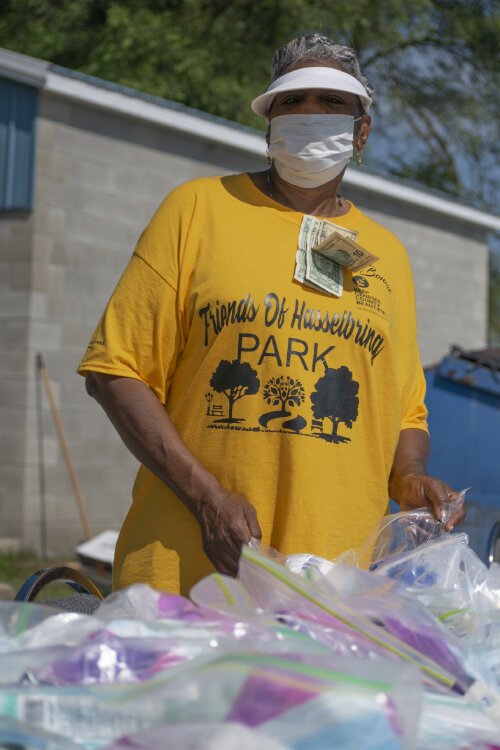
[
  {"x1": 238, "y1": 544, "x2": 469, "y2": 696},
  {"x1": 355, "y1": 491, "x2": 468, "y2": 573},
  {"x1": 105, "y1": 722, "x2": 288, "y2": 750},
  {"x1": 440, "y1": 610, "x2": 500, "y2": 702},
  {"x1": 417, "y1": 691, "x2": 500, "y2": 750},
  {"x1": 356, "y1": 510, "x2": 451, "y2": 573},
  {"x1": 95, "y1": 584, "x2": 205, "y2": 622},
  {"x1": 0, "y1": 601, "x2": 62, "y2": 645},
  {"x1": 262, "y1": 689, "x2": 406, "y2": 750},
  {"x1": 249, "y1": 536, "x2": 335, "y2": 578},
  {"x1": 190, "y1": 573, "x2": 257, "y2": 618},
  {"x1": 102, "y1": 654, "x2": 414, "y2": 748},
  {"x1": 0, "y1": 601, "x2": 103, "y2": 686},
  {"x1": 102, "y1": 650, "x2": 418, "y2": 748},
  {"x1": 370, "y1": 531, "x2": 500, "y2": 616},
  {"x1": 0, "y1": 682, "x2": 164, "y2": 747},
  {"x1": 440, "y1": 488, "x2": 468, "y2": 527},
  {"x1": 29, "y1": 631, "x2": 192, "y2": 686},
  {"x1": 0, "y1": 716, "x2": 83, "y2": 750},
  {"x1": 3, "y1": 500, "x2": 500, "y2": 750},
  {"x1": 313, "y1": 561, "x2": 473, "y2": 693}
]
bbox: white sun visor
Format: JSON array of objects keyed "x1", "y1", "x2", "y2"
[{"x1": 251, "y1": 66, "x2": 372, "y2": 121}]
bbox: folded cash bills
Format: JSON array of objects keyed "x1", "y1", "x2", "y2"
[
  {"x1": 314, "y1": 232, "x2": 379, "y2": 271},
  {"x1": 295, "y1": 215, "x2": 348, "y2": 297},
  {"x1": 294, "y1": 246, "x2": 343, "y2": 296},
  {"x1": 294, "y1": 215, "x2": 378, "y2": 297}
]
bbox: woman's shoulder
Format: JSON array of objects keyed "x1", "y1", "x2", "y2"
[
  {"x1": 149, "y1": 174, "x2": 245, "y2": 219},
  {"x1": 165, "y1": 173, "x2": 246, "y2": 201}
]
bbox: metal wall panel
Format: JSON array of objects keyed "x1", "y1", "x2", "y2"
[{"x1": 0, "y1": 76, "x2": 37, "y2": 209}]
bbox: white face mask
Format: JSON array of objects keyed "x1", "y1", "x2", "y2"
[{"x1": 268, "y1": 113, "x2": 355, "y2": 188}]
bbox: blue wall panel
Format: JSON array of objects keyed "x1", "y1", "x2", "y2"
[
  {"x1": 424, "y1": 357, "x2": 500, "y2": 561},
  {"x1": 0, "y1": 76, "x2": 37, "y2": 210}
]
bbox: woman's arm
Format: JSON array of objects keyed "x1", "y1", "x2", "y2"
[
  {"x1": 85, "y1": 372, "x2": 261, "y2": 575},
  {"x1": 388, "y1": 428, "x2": 466, "y2": 531}
]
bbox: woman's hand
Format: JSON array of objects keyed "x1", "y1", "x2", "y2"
[
  {"x1": 389, "y1": 429, "x2": 466, "y2": 531},
  {"x1": 86, "y1": 372, "x2": 262, "y2": 574},
  {"x1": 196, "y1": 491, "x2": 262, "y2": 576},
  {"x1": 395, "y1": 473, "x2": 465, "y2": 531}
]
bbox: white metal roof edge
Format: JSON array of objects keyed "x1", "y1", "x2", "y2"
[
  {"x1": 0, "y1": 47, "x2": 49, "y2": 87},
  {"x1": 44, "y1": 70, "x2": 267, "y2": 158},
  {"x1": 1, "y1": 47, "x2": 498, "y2": 232},
  {"x1": 343, "y1": 169, "x2": 500, "y2": 232},
  {"x1": 43, "y1": 71, "x2": 500, "y2": 232}
]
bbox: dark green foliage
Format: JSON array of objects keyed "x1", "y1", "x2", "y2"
[
  {"x1": 0, "y1": 0, "x2": 498, "y2": 207},
  {"x1": 1, "y1": 2, "x2": 498, "y2": 341}
]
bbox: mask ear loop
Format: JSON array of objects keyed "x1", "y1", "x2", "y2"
[
  {"x1": 354, "y1": 113, "x2": 367, "y2": 166},
  {"x1": 355, "y1": 137, "x2": 367, "y2": 166},
  {"x1": 265, "y1": 122, "x2": 273, "y2": 166}
]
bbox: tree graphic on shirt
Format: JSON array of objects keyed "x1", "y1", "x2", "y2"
[
  {"x1": 310, "y1": 364, "x2": 359, "y2": 443},
  {"x1": 263, "y1": 375, "x2": 305, "y2": 414},
  {"x1": 210, "y1": 359, "x2": 260, "y2": 423},
  {"x1": 259, "y1": 375, "x2": 306, "y2": 430}
]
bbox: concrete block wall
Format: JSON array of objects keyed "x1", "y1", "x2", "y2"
[
  {"x1": 401, "y1": 218, "x2": 487, "y2": 366},
  {"x1": 0, "y1": 211, "x2": 34, "y2": 541},
  {"x1": 0, "y1": 88, "x2": 490, "y2": 554},
  {"x1": 11, "y1": 92, "x2": 266, "y2": 554}
]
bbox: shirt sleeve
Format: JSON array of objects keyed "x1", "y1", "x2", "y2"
[
  {"x1": 400, "y1": 359, "x2": 428, "y2": 432},
  {"x1": 396, "y1": 255, "x2": 429, "y2": 433},
  {"x1": 77, "y1": 183, "x2": 196, "y2": 404}
]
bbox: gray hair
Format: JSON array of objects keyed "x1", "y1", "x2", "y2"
[{"x1": 271, "y1": 33, "x2": 374, "y2": 101}]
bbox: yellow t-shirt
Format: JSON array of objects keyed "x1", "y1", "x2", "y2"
[{"x1": 78, "y1": 173, "x2": 427, "y2": 595}]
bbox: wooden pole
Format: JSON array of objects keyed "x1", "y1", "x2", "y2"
[
  {"x1": 35, "y1": 355, "x2": 48, "y2": 557},
  {"x1": 36, "y1": 353, "x2": 93, "y2": 540}
]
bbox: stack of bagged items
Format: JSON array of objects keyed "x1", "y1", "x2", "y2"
[{"x1": 1, "y1": 504, "x2": 499, "y2": 750}]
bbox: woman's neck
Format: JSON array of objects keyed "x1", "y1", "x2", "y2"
[{"x1": 251, "y1": 166, "x2": 349, "y2": 217}]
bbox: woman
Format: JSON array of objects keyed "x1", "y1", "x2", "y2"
[{"x1": 79, "y1": 34, "x2": 465, "y2": 595}]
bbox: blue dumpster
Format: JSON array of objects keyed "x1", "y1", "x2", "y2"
[{"x1": 423, "y1": 346, "x2": 500, "y2": 564}]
